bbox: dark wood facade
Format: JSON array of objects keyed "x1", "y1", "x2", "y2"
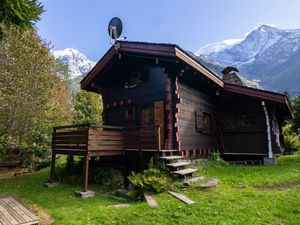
[
  {"x1": 176, "y1": 82, "x2": 219, "y2": 151},
  {"x1": 79, "y1": 41, "x2": 292, "y2": 159}
]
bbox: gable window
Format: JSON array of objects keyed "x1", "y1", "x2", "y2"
[
  {"x1": 195, "y1": 110, "x2": 212, "y2": 134},
  {"x1": 124, "y1": 106, "x2": 136, "y2": 121}
]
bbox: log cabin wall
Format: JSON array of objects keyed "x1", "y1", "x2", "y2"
[
  {"x1": 218, "y1": 96, "x2": 268, "y2": 154},
  {"x1": 103, "y1": 66, "x2": 166, "y2": 128},
  {"x1": 176, "y1": 82, "x2": 219, "y2": 153}
]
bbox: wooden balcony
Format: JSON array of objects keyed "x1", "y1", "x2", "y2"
[
  {"x1": 51, "y1": 124, "x2": 162, "y2": 157},
  {"x1": 49, "y1": 124, "x2": 162, "y2": 192}
]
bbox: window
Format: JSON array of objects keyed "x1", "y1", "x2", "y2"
[
  {"x1": 195, "y1": 110, "x2": 212, "y2": 134},
  {"x1": 124, "y1": 106, "x2": 135, "y2": 121},
  {"x1": 237, "y1": 113, "x2": 255, "y2": 128}
]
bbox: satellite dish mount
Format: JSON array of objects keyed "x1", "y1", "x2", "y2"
[{"x1": 108, "y1": 17, "x2": 123, "y2": 45}]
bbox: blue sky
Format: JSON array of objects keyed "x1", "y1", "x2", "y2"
[{"x1": 37, "y1": 0, "x2": 300, "y2": 61}]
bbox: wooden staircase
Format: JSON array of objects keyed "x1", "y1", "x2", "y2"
[{"x1": 159, "y1": 150, "x2": 198, "y2": 179}]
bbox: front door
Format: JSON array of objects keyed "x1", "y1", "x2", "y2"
[{"x1": 141, "y1": 101, "x2": 164, "y2": 149}]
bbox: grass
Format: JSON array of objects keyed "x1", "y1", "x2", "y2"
[{"x1": 0, "y1": 155, "x2": 300, "y2": 224}]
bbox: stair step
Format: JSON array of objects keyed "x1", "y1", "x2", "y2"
[
  {"x1": 183, "y1": 176, "x2": 205, "y2": 186},
  {"x1": 159, "y1": 149, "x2": 178, "y2": 153},
  {"x1": 172, "y1": 168, "x2": 197, "y2": 176},
  {"x1": 166, "y1": 162, "x2": 191, "y2": 168},
  {"x1": 160, "y1": 156, "x2": 183, "y2": 160}
]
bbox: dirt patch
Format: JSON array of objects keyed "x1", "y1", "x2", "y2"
[
  {"x1": 0, "y1": 167, "x2": 31, "y2": 178},
  {"x1": 255, "y1": 180, "x2": 300, "y2": 190},
  {"x1": 28, "y1": 204, "x2": 54, "y2": 225}
]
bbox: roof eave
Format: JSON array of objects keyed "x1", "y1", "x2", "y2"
[
  {"x1": 81, "y1": 46, "x2": 116, "y2": 90},
  {"x1": 224, "y1": 83, "x2": 293, "y2": 117}
]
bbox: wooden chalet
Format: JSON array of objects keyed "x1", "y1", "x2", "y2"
[{"x1": 49, "y1": 41, "x2": 292, "y2": 193}]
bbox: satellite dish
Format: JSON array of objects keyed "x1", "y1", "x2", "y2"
[{"x1": 108, "y1": 17, "x2": 123, "y2": 43}]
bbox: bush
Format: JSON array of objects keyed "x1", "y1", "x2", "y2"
[
  {"x1": 18, "y1": 144, "x2": 50, "y2": 170},
  {"x1": 283, "y1": 124, "x2": 300, "y2": 153},
  {"x1": 93, "y1": 167, "x2": 124, "y2": 189},
  {"x1": 209, "y1": 152, "x2": 222, "y2": 161},
  {"x1": 128, "y1": 163, "x2": 174, "y2": 195}
]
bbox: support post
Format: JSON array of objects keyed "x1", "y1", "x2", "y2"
[
  {"x1": 157, "y1": 125, "x2": 161, "y2": 151},
  {"x1": 50, "y1": 152, "x2": 56, "y2": 182},
  {"x1": 83, "y1": 154, "x2": 89, "y2": 192}
]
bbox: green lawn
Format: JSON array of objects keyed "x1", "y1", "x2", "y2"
[{"x1": 1, "y1": 155, "x2": 300, "y2": 225}]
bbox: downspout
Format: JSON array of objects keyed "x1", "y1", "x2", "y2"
[{"x1": 262, "y1": 101, "x2": 273, "y2": 158}]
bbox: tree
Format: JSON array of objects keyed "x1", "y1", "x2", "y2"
[
  {"x1": 72, "y1": 90, "x2": 103, "y2": 125},
  {"x1": 0, "y1": 25, "x2": 72, "y2": 152},
  {"x1": 0, "y1": 0, "x2": 44, "y2": 36}
]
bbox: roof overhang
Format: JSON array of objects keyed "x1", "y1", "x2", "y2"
[{"x1": 224, "y1": 83, "x2": 293, "y2": 117}]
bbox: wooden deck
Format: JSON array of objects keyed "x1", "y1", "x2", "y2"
[
  {"x1": 52, "y1": 124, "x2": 161, "y2": 156},
  {"x1": 0, "y1": 197, "x2": 38, "y2": 225},
  {"x1": 49, "y1": 124, "x2": 163, "y2": 193}
]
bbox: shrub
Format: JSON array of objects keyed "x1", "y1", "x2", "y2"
[
  {"x1": 283, "y1": 124, "x2": 300, "y2": 153},
  {"x1": 18, "y1": 144, "x2": 50, "y2": 170},
  {"x1": 128, "y1": 163, "x2": 174, "y2": 195},
  {"x1": 209, "y1": 152, "x2": 222, "y2": 161},
  {"x1": 93, "y1": 167, "x2": 124, "y2": 189}
]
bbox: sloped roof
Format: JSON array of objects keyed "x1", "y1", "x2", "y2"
[{"x1": 81, "y1": 41, "x2": 292, "y2": 116}]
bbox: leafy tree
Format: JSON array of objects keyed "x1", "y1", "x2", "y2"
[
  {"x1": 0, "y1": 0, "x2": 44, "y2": 36},
  {"x1": 72, "y1": 90, "x2": 103, "y2": 125},
  {"x1": 0, "y1": 25, "x2": 72, "y2": 154}
]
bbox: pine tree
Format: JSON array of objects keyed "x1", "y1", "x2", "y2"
[{"x1": 0, "y1": 0, "x2": 44, "y2": 36}]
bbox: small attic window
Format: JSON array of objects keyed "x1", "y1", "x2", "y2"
[{"x1": 195, "y1": 110, "x2": 212, "y2": 134}]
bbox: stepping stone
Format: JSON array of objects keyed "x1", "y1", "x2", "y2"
[
  {"x1": 74, "y1": 190, "x2": 95, "y2": 198},
  {"x1": 172, "y1": 168, "x2": 197, "y2": 176},
  {"x1": 144, "y1": 194, "x2": 158, "y2": 208},
  {"x1": 200, "y1": 178, "x2": 220, "y2": 188},
  {"x1": 107, "y1": 204, "x2": 131, "y2": 208},
  {"x1": 160, "y1": 156, "x2": 183, "y2": 160},
  {"x1": 183, "y1": 176, "x2": 205, "y2": 186},
  {"x1": 168, "y1": 191, "x2": 195, "y2": 204},
  {"x1": 166, "y1": 162, "x2": 191, "y2": 168},
  {"x1": 44, "y1": 182, "x2": 59, "y2": 188},
  {"x1": 100, "y1": 194, "x2": 128, "y2": 201}
]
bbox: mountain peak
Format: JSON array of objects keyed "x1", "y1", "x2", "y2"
[
  {"x1": 53, "y1": 48, "x2": 96, "y2": 78},
  {"x1": 256, "y1": 24, "x2": 277, "y2": 31},
  {"x1": 195, "y1": 25, "x2": 300, "y2": 95}
]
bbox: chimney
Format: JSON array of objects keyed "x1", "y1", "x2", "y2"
[{"x1": 221, "y1": 66, "x2": 243, "y2": 86}]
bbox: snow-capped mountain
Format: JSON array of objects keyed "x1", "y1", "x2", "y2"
[
  {"x1": 196, "y1": 25, "x2": 300, "y2": 95},
  {"x1": 53, "y1": 48, "x2": 96, "y2": 78},
  {"x1": 195, "y1": 39, "x2": 242, "y2": 56}
]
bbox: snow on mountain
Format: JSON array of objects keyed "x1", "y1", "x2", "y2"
[
  {"x1": 195, "y1": 39, "x2": 242, "y2": 56},
  {"x1": 196, "y1": 25, "x2": 300, "y2": 67},
  {"x1": 195, "y1": 25, "x2": 300, "y2": 95},
  {"x1": 53, "y1": 48, "x2": 96, "y2": 78}
]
